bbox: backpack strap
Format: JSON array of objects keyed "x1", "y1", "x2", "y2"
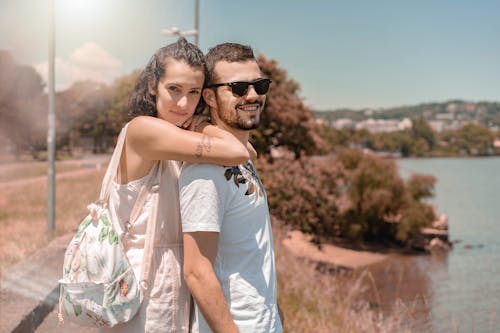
[
  {"x1": 98, "y1": 122, "x2": 130, "y2": 203},
  {"x1": 138, "y1": 161, "x2": 162, "y2": 290},
  {"x1": 127, "y1": 160, "x2": 163, "y2": 291}
]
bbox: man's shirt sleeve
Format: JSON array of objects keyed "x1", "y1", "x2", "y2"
[{"x1": 179, "y1": 164, "x2": 227, "y2": 233}]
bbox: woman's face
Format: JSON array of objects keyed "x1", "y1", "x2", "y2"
[{"x1": 152, "y1": 58, "x2": 205, "y2": 126}]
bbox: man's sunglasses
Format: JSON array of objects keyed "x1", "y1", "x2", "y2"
[{"x1": 207, "y1": 78, "x2": 272, "y2": 97}]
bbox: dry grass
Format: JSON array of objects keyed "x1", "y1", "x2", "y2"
[
  {"x1": 0, "y1": 169, "x2": 104, "y2": 272},
  {"x1": 275, "y1": 230, "x2": 418, "y2": 333},
  {"x1": 0, "y1": 161, "x2": 82, "y2": 182}
]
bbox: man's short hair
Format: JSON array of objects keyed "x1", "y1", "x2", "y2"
[{"x1": 205, "y1": 43, "x2": 255, "y2": 85}]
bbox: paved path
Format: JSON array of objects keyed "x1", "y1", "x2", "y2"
[
  {"x1": 0, "y1": 233, "x2": 100, "y2": 333},
  {"x1": 36, "y1": 310, "x2": 95, "y2": 333},
  {"x1": 0, "y1": 235, "x2": 71, "y2": 333}
]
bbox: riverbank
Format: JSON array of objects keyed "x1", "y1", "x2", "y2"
[{"x1": 282, "y1": 230, "x2": 388, "y2": 272}]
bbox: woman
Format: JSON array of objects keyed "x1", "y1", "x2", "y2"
[{"x1": 99, "y1": 38, "x2": 251, "y2": 333}]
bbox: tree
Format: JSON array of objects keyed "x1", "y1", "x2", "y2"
[
  {"x1": 336, "y1": 148, "x2": 435, "y2": 243},
  {"x1": 455, "y1": 123, "x2": 493, "y2": 155},
  {"x1": 0, "y1": 51, "x2": 46, "y2": 159},
  {"x1": 406, "y1": 174, "x2": 436, "y2": 201},
  {"x1": 55, "y1": 71, "x2": 139, "y2": 155},
  {"x1": 252, "y1": 55, "x2": 324, "y2": 159},
  {"x1": 106, "y1": 70, "x2": 141, "y2": 134},
  {"x1": 338, "y1": 149, "x2": 406, "y2": 241},
  {"x1": 256, "y1": 156, "x2": 343, "y2": 243},
  {"x1": 410, "y1": 116, "x2": 435, "y2": 154},
  {"x1": 56, "y1": 80, "x2": 113, "y2": 154}
]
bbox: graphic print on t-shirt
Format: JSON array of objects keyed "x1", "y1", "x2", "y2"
[{"x1": 224, "y1": 162, "x2": 265, "y2": 203}]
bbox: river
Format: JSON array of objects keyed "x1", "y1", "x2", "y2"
[{"x1": 365, "y1": 157, "x2": 500, "y2": 332}]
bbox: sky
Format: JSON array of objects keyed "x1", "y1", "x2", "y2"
[{"x1": 0, "y1": 0, "x2": 499, "y2": 110}]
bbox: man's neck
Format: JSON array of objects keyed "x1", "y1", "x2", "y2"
[{"x1": 213, "y1": 119, "x2": 249, "y2": 146}]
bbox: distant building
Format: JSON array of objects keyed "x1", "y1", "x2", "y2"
[
  {"x1": 466, "y1": 103, "x2": 476, "y2": 113},
  {"x1": 315, "y1": 118, "x2": 326, "y2": 126},
  {"x1": 355, "y1": 118, "x2": 412, "y2": 133},
  {"x1": 493, "y1": 139, "x2": 500, "y2": 149},
  {"x1": 446, "y1": 103, "x2": 457, "y2": 113},
  {"x1": 364, "y1": 108, "x2": 375, "y2": 117},
  {"x1": 429, "y1": 120, "x2": 445, "y2": 132},
  {"x1": 332, "y1": 118, "x2": 356, "y2": 130},
  {"x1": 398, "y1": 118, "x2": 413, "y2": 130}
]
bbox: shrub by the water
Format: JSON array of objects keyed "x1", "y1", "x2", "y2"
[
  {"x1": 256, "y1": 148, "x2": 436, "y2": 246},
  {"x1": 256, "y1": 156, "x2": 344, "y2": 244}
]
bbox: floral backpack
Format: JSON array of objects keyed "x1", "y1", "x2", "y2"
[{"x1": 58, "y1": 123, "x2": 161, "y2": 327}]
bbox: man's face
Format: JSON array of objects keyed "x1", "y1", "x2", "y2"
[{"x1": 207, "y1": 60, "x2": 267, "y2": 131}]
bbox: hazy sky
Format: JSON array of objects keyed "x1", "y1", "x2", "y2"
[{"x1": 1, "y1": 0, "x2": 499, "y2": 109}]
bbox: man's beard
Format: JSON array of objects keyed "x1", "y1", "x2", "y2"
[
  {"x1": 231, "y1": 109, "x2": 261, "y2": 130},
  {"x1": 215, "y1": 95, "x2": 263, "y2": 130}
]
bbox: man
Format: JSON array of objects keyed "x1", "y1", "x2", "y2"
[{"x1": 179, "y1": 43, "x2": 282, "y2": 333}]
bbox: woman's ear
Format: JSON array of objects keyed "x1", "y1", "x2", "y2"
[
  {"x1": 148, "y1": 81, "x2": 156, "y2": 96},
  {"x1": 203, "y1": 88, "x2": 217, "y2": 109}
]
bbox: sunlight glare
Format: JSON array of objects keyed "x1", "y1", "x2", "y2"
[{"x1": 58, "y1": 0, "x2": 104, "y2": 15}]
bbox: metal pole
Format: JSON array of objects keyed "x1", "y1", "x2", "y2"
[
  {"x1": 47, "y1": 0, "x2": 56, "y2": 232},
  {"x1": 194, "y1": 0, "x2": 199, "y2": 46}
]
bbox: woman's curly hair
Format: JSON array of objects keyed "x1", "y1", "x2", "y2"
[{"x1": 128, "y1": 37, "x2": 207, "y2": 117}]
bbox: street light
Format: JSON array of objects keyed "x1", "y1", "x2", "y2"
[
  {"x1": 194, "y1": 0, "x2": 199, "y2": 46},
  {"x1": 161, "y1": 0, "x2": 200, "y2": 46},
  {"x1": 161, "y1": 26, "x2": 198, "y2": 41}
]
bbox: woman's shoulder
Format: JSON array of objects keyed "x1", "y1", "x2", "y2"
[
  {"x1": 126, "y1": 116, "x2": 177, "y2": 141},
  {"x1": 127, "y1": 115, "x2": 156, "y2": 130}
]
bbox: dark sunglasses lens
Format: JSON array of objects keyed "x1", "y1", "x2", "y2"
[
  {"x1": 231, "y1": 82, "x2": 250, "y2": 96},
  {"x1": 254, "y1": 79, "x2": 270, "y2": 95},
  {"x1": 229, "y1": 79, "x2": 271, "y2": 96}
]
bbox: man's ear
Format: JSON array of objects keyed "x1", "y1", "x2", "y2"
[
  {"x1": 203, "y1": 88, "x2": 217, "y2": 108},
  {"x1": 148, "y1": 81, "x2": 156, "y2": 96}
]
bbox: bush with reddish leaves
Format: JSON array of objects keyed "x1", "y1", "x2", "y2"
[
  {"x1": 256, "y1": 149, "x2": 436, "y2": 246},
  {"x1": 255, "y1": 156, "x2": 344, "y2": 243}
]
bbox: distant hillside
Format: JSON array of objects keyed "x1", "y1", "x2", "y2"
[{"x1": 314, "y1": 100, "x2": 500, "y2": 127}]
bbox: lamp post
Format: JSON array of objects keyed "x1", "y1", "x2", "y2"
[
  {"x1": 194, "y1": 0, "x2": 199, "y2": 46},
  {"x1": 47, "y1": 0, "x2": 56, "y2": 233}
]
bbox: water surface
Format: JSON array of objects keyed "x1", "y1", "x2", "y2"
[{"x1": 367, "y1": 157, "x2": 500, "y2": 332}]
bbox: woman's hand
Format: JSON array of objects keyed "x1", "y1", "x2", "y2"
[
  {"x1": 246, "y1": 142, "x2": 258, "y2": 160},
  {"x1": 182, "y1": 107, "x2": 211, "y2": 132}
]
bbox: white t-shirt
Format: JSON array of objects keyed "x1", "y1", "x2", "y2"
[{"x1": 179, "y1": 161, "x2": 282, "y2": 333}]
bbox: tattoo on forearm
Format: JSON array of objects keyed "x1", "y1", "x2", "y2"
[{"x1": 195, "y1": 135, "x2": 212, "y2": 158}]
